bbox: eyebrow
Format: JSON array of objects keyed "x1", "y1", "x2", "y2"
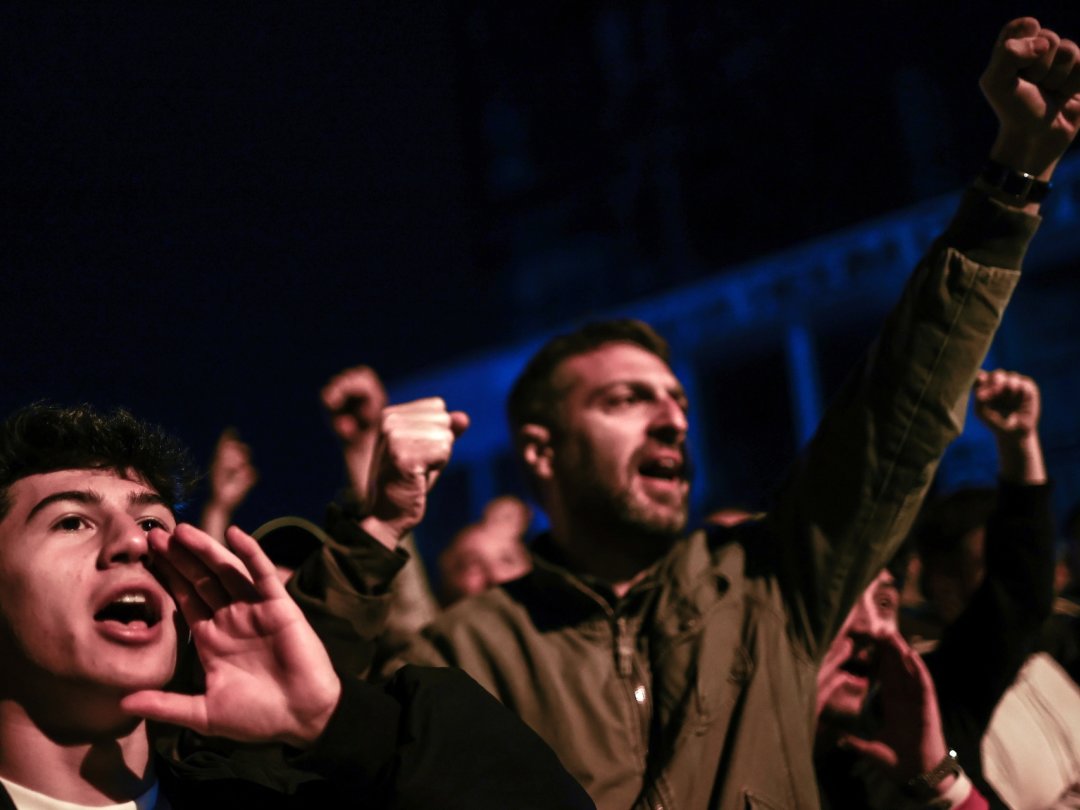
[
  {"x1": 26, "y1": 489, "x2": 170, "y2": 522},
  {"x1": 590, "y1": 379, "x2": 688, "y2": 401}
]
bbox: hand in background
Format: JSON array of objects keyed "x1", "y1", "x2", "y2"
[
  {"x1": 361, "y1": 397, "x2": 469, "y2": 550},
  {"x1": 981, "y1": 17, "x2": 1080, "y2": 183},
  {"x1": 839, "y1": 629, "x2": 952, "y2": 788},
  {"x1": 321, "y1": 365, "x2": 389, "y2": 509},
  {"x1": 974, "y1": 369, "x2": 1046, "y2": 484},
  {"x1": 202, "y1": 429, "x2": 258, "y2": 542}
]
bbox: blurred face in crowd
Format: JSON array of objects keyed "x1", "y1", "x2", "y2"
[
  {"x1": 817, "y1": 569, "x2": 901, "y2": 723},
  {"x1": 439, "y1": 523, "x2": 532, "y2": 604},
  {"x1": 921, "y1": 527, "x2": 986, "y2": 625},
  {"x1": 541, "y1": 342, "x2": 691, "y2": 545},
  {"x1": 0, "y1": 469, "x2": 178, "y2": 708}
]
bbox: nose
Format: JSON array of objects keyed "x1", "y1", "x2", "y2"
[
  {"x1": 847, "y1": 600, "x2": 873, "y2": 636},
  {"x1": 649, "y1": 395, "x2": 688, "y2": 444},
  {"x1": 846, "y1": 593, "x2": 889, "y2": 639},
  {"x1": 99, "y1": 517, "x2": 151, "y2": 567}
]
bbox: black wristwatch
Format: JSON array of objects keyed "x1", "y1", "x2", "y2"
[
  {"x1": 905, "y1": 749, "x2": 964, "y2": 800},
  {"x1": 979, "y1": 159, "x2": 1052, "y2": 205}
]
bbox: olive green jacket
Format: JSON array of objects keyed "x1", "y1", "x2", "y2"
[{"x1": 394, "y1": 191, "x2": 1037, "y2": 810}]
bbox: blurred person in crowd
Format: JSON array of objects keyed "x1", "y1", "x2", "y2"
[
  {"x1": 816, "y1": 589, "x2": 990, "y2": 809},
  {"x1": 818, "y1": 368, "x2": 1061, "y2": 808},
  {"x1": 319, "y1": 364, "x2": 440, "y2": 642},
  {"x1": 200, "y1": 428, "x2": 258, "y2": 543},
  {"x1": 292, "y1": 20, "x2": 1080, "y2": 808},
  {"x1": 438, "y1": 495, "x2": 532, "y2": 605},
  {"x1": 1039, "y1": 503, "x2": 1080, "y2": 684}
]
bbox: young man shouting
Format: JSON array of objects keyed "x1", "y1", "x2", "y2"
[{"x1": 0, "y1": 403, "x2": 592, "y2": 808}]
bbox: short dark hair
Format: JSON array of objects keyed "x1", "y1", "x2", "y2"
[
  {"x1": 911, "y1": 487, "x2": 997, "y2": 560},
  {"x1": 0, "y1": 403, "x2": 197, "y2": 520},
  {"x1": 507, "y1": 319, "x2": 671, "y2": 433}
]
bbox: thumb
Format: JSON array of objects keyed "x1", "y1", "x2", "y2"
[
  {"x1": 122, "y1": 690, "x2": 210, "y2": 735},
  {"x1": 450, "y1": 410, "x2": 470, "y2": 437}
]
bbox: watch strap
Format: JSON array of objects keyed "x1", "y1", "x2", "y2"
[
  {"x1": 905, "y1": 749, "x2": 964, "y2": 800},
  {"x1": 979, "y1": 160, "x2": 1052, "y2": 205}
]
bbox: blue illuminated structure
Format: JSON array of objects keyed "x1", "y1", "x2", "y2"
[{"x1": 389, "y1": 156, "x2": 1080, "y2": 537}]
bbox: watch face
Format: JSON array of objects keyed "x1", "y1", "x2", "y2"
[
  {"x1": 905, "y1": 750, "x2": 963, "y2": 799},
  {"x1": 981, "y1": 160, "x2": 1050, "y2": 204}
]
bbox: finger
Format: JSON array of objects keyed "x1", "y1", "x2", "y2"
[
  {"x1": 1042, "y1": 37, "x2": 1079, "y2": 93},
  {"x1": 984, "y1": 19, "x2": 1049, "y2": 96},
  {"x1": 980, "y1": 368, "x2": 1016, "y2": 402},
  {"x1": 994, "y1": 18, "x2": 1049, "y2": 74},
  {"x1": 171, "y1": 523, "x2": 260, "y2": 603},
  {"x1": 838, "y1": 734, "x2": 898, "y2": 769},
  {"x1": 380, "y1": 404, "x2": 453, "y2": 440},
  {"x1": 996, "y1": 17, "x2": 1040, "y2": 49},
  {"x1": 450, "y1": 410, "x2": 470, "y2": 437},
  {"x1": 1058, "y1": 43, "x2": 1080, "y2": 99},
  {"x1": 320, "y1": 377, "x2": 346, "y2": 410},
  {"x1": 148, "y1": 536, "x2": 213, "y2": 624},
  {"x1": 121, "y1": 689, "x2": 210, "y2": 735},
  {"x1": 381, "y1": 396, "x2": 449, "y2": 418},
  {"x1": 225, "y1": 525, "x2": 289, "y2": 599},
  {"x1": 324, "y1": 367, "x2": 382, "y2": 404},
  {"x1": 1018, "y1": 29, "x2": 1060, "y2": 85},
  {"x1": 344, "y1": 367, "x2": 386, "y2": 402},
  {"x1": 148, "y1": 528, "x2": 232, "y2": 612},
  {"x1": 881, "y1": 628, "x2": 935, "y2": 694}
]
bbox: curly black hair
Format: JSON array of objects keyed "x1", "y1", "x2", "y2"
[{"x1": 0, "y1": 403, "x2": 198, "y2": 520}]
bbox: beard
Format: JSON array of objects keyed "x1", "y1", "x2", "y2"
[{"x1": 560, "y1": 462, "x2": 689, "y2": 547}]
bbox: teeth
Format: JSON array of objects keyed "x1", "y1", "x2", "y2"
[{"x1": 117, "y1": 593, "x2": 148, "y2": 604}]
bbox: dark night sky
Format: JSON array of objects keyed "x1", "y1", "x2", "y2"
[
  {"x1": 3, "y1": 4, "x2": 482, "y2": 525},
  {"x1": 4, "y1": 2, "x2": 1080, "y2": 532}
]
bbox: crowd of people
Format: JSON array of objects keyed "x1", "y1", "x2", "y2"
[{"x1": 1, "y1": 15, "x2": 1080, "y2": 810}]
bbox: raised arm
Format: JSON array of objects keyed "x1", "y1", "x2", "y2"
[
  {"x1": 973, "y1": 368, "x2": 1045, "y2": 484},
  {"x1": 287, "y1": 396, "x2": 467, "y2": 673},
  {"x1": 200, "y1": 428, "x2": 258, "y2": 543},
  {"x1": 764, "y1": 18, "x2": 1080, "y2": 660},
  {"x1": 321, "y1": 364, "x2": 389, "y2": 509},
  {"x1": 979, "y1": 17, "x2": 1080, "y2": 211},
  {"x1": 927, "y1": 370, "x2": 1055, "y2": 781},
  {"x1": 353, "y1": 396, "x2": 470, "y2": 549}
]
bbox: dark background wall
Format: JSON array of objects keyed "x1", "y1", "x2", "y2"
[{"x1": 4, "y1": 2, "x2": 1080, "y2": 558}]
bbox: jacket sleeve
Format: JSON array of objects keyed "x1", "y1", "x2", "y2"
[
  {"x1": 759, "y1": 190, "x2": 1038, "y2": 661},
  {"x1": 286, "y1": 503, "x2": 410, "y2": 678},
  {"x1": 292, "y1": 666, "x2": 597, "y2": 809},
  {"x1": 163, "y1": 667, "x2": 596, "y2": 809}
]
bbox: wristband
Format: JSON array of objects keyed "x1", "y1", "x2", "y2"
[
  {"x1": 931, "y1": 772, "x2": 975, "y2": 810},
  {"x1": 905, "y1": 749, "x2": 963, "y2": 800},
  {"x1": 979, "y1": 160, "x2": 1051, "y2": 205}
]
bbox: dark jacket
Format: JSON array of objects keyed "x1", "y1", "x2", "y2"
[
  {"x1": 303, "y1": 190, "x2": 1037, "y2": 809},
  {"x1": 0, "y1": 666, "x2": 595, "y2": 810}
]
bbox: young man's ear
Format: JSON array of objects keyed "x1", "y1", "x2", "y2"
[{"x1": 519, "y1": 424, "x2": 554, "y2": 482}]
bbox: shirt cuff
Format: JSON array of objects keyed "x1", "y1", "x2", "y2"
[{"x1": 945, "y1": 189, "x2": 1041, "y2": 270}]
